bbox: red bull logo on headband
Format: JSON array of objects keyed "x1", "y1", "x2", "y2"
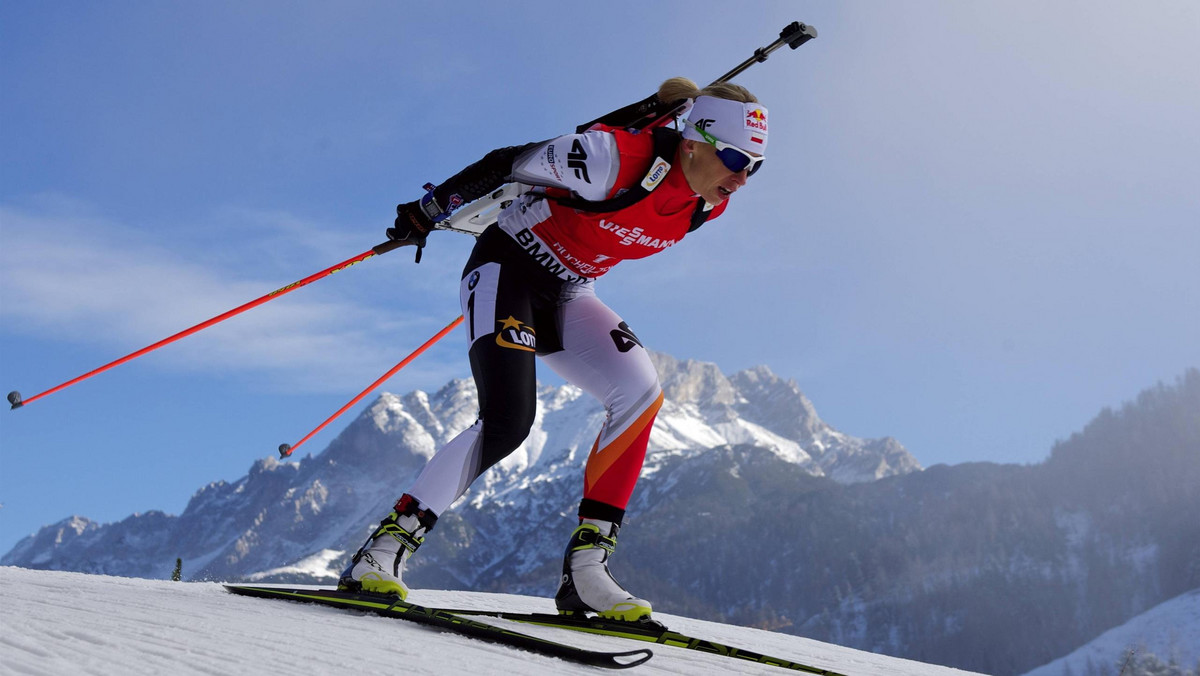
[
  {"x1": 745, "y1": 107, "x2": 768, "y2": 134},
  {"x1": 684, "y1": 96, "x2": 769, "y2": 153}
]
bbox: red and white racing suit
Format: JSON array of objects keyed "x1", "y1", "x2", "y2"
[{"x1": 407, "y1": 127, "x2": 729, "y2": 524}]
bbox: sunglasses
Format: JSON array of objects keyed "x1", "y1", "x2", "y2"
[{"x1": 690, "y1": 122, "x2": 765, "y2": 177}]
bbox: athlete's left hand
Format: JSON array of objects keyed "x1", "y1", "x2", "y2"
[{"x1": 388, "y1": 200, "x2": 433, "y2": 247}]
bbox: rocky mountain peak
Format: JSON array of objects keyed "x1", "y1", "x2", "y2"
[{"x1": 649, "y1": 352, "x2": 739, "y2": 407}]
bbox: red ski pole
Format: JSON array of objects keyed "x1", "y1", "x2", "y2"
[
  {"x1": 277, "y1": 314, "x2": 465, "y2": 459},
  {"x1": 7, "y1": 239, "x2": 409, "y2": 410}
]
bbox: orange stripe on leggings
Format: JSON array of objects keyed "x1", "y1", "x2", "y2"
[{"x1": 584, "y1": 391, "x2": 665, "y2": 493}]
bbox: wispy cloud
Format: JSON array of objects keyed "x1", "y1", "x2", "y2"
[{"x1": 0, "y1": 200, "x2": 468, "y2": 394}]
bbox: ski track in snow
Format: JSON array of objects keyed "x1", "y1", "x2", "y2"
[{"x1": 0, "y1": 566, "x2": 981, "y2": 676}]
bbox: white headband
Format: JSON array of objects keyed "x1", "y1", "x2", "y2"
[{"x1": 682, "y1": 95, "x2": 768, "y2": 154}]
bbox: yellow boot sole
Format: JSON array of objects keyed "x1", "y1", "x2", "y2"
[
  {"x1": 597, "y1": 602, "x2": 652, "y2": 622},
  {"x1": 356, "y1": 573, "x2": 409, "y2": 600}
]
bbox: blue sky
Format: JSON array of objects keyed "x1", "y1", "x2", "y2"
[{"x1": 2, "y1": 1, "x2": 1197, "y2": 555}]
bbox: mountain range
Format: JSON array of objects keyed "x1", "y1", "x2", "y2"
[
  {"x1": 5, "y1": 355, "x2": 1198, "y2": 676},
  {"x1": 0, "y1": 352, "x2": 918, "y2": 583}
]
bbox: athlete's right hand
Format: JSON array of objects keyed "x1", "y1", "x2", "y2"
[{"x1": 388, "y1": 200, "x2": 433, "y2": 247}]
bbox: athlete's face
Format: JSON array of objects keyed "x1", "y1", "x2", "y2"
[{"x1": 680, "y1": 139, "x2": 755, "y2": 205}]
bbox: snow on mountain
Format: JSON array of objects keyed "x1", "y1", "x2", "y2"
[
  {"x1": 0, "y1": 566, "x2": 983, "y2": 676},
  {"x1": 0, "y1": 352, "x2": 917, "y2": 585},
  {"x1": 1022, "y1": 587, "x2": 1200, "y2": 676},
  {"x1": 647, "y1": 352, "x2": 919, "y2": 481}
]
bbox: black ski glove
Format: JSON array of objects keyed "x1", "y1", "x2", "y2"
[
  {"x1": 387, "y1": 183, "x2": 459, "y2": 255},
  {"x1": 388, "y1": 200, "x2": 433, "y2": 247}
]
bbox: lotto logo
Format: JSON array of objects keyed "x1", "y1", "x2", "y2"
[
  {"x1": 496, "y1": 316, "x2": 536, "y2": 352},
  {"x1": 640, "y1": 158, "x2": 671, "y2": 191}
]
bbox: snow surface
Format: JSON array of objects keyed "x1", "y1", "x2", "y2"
[
  {"x1": 1023, "y1": 587, "x2": 1200, "y2": 676},
  {"x1": 0, "y1": 566, "x2": 982, "y2": 676}
]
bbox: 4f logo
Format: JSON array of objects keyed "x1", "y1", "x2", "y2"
[
  {"x1": 496, "y1": 316, "x2": 536, "y2": 352},
  {"x1": 568, "y1": 139, "x2": 591, "y2": 184},
  {"x1": 695, "y1": 118, "x2": 715, "y2": 131},
  {"x1": 610, "y1": 321, "x2": 643, "y2": 353}
]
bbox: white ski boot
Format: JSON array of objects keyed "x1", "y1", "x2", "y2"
[
  {"x1": 338, "y1": 494, "x2": 437, "y2": 599},
  {"x1": 554, "y1": 518, "x2": 652, "y2": 622}
]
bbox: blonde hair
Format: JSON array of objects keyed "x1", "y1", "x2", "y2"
[{"x1": 657, "y1": 76, "x2": 759, "y2": 105}]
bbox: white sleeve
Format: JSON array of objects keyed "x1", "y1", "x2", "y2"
[{"x1": 510, "y1": 130, "x2": 619, "y2": 202}]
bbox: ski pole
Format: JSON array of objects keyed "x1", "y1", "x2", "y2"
[
  {"x1": 7, "y1": 239, "x2": 410, "y2": 410},
  {"x1": 277, "y1": 314, "x2": 465, "y2": 459}
]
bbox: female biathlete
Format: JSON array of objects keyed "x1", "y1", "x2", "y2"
[{"x1": 339, "y1": 77, "x2": 769, "y2": 622}]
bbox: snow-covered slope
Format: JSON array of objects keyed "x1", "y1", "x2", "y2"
[
  {"x1": 1023, "y1": 587, "x2": 1200, "y2": 676},
  {"x1": 0, "y1": 566, "x2": 982, "y2": 676}
]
